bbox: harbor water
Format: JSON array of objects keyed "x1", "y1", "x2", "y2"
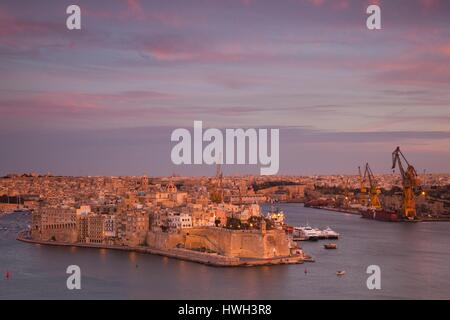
[{"x1": 0, "y1": 204, "x2": 449, "y2": 299}]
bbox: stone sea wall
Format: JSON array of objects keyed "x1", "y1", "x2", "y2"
[
  {"x1": 18, "y1": 231, "x2": 303, "y2": 267},
  {"x1": 146, "y1": 227, "x2": 291, "y2": 259}
]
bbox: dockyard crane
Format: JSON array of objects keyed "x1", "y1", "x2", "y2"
[
  {"x1": 392, "y1": 147, "x2": 421, "y2": 219},
  {"x1": 363, "y1": 163, "x2": 382, "y2": 209},
  {"x1": 358, "y1": 166, "x2": 368, "y2": 206}
]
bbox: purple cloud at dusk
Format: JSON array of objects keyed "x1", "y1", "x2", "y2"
[{"x1": 0, "y1": 0, "x2": 449, "y2": 176}]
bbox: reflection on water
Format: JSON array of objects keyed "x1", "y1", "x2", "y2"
[
  {"x1": 0, "y1": 205, "x2": 449, "y2": 299},
  {"x1": 128, "y1": 252, "x2": 137, "y2": 263}
]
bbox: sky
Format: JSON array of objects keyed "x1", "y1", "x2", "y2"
[{"x1": 0, "y1": 0, "x2": 449, "y2": 176}]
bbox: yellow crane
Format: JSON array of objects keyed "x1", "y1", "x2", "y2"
[
  {"x1": 358, "y1": 166, "x2": 368, "y2": 206},
  {"x1": 364, "y1": 163, "x2": 382, "y2": 209},
  {"x1": 392, "y1": 147, "x2": 421, "y2": 219}
]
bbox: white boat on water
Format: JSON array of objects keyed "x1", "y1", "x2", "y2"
[
  {"x1": 293, "y1": 225, "x2": 320, "y2": 241},
  {"x1": 321, "y1": 227, "x2": 340, "y2": 239},
  {"x1": 293, "y1": 225, "x2": 339, "y2": 241}
]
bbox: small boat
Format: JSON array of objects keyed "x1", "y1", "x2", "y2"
[
  {"x1": 336, "y1": 271, "x2": 346, "y2": 276},
  {"x1": 324, "y1": 243, "x2": 337, "y2": 249}
]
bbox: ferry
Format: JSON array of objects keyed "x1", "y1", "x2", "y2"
[{"x1": 293, "y1": 225, "x2": 319, "y2": 241}]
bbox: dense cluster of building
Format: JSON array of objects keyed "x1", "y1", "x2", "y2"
[
  {"x1": 1, "y1": 172, "x2": 448, "y2": 250},
  {"x1": 0, "y1": 174, "x2": 307, "y2": 260},
  {"x1": 28, "y1": 180, "x2": 267, "y2": 247}
]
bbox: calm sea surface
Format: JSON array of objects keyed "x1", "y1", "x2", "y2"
[{"x1": 0, "y1": 204, "x2": 449, "y2": 299}]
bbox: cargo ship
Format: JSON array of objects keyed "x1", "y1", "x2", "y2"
[{"x1": 360, "y1": 207, "x2": 400, "y2": 222}]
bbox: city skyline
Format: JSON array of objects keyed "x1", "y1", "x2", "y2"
[{"x1": 1, "y1": 0, "x2": 449, "y2": 175}]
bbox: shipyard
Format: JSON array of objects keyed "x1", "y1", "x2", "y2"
[{"x1": 304, "y1": 147, "x2": 450, "y2": 223}]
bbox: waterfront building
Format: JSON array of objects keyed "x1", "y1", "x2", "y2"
[
  {"x1": 117, "y1": 210, "x2": 149, "y2": 246},
  {"x1": 31, "y1": 206, "x2": 78, "y2": 243},
  {"x1": 76, "y1": 205, "x2": 91, "y2": 243},
  {"x1": 103, "y1": 214, "x2": 116, "y2": 238},
  {"x1": 87, "y1": 214, "x2": 105, "y2": 244},
  {"x1": 77, "y1": 215, "x2": 88, "y2": 243}
]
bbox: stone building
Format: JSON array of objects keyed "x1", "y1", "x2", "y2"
[
  {"x1": 103, "y1": 215, "x2": 116, "y2": 238},
  {"x1": 117, "y1": 210, "x2": 149, "y2": 246},
  {"x1": 77, "y1": 215, "x2": 88, "y2": 243},
  {"x1": 87, "y1": 214, "x2": 105, "y2": 244},
  {"x1": 31, "y1": 206, "x2": 78, "y2": 243},
  {"x1": 76, "y1": 205, "x2": 91, "y2": 243},
  {"x1": 168, "y1": 212, "x2": 193, "y2": 229}
]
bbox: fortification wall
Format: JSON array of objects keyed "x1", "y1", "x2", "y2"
[
  {"x1": 147, "y1": 227, "x2": 291, "y2": 259},
  {"x1": 146, "y1": 230, "x2": 183, "y2": 250},
  {"x1": 32, "y1": 228, "x2": 78, "y2": 243}
]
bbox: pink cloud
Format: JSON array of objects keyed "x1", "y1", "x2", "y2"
[
  {"x1": 368, "y1": 0, "x2": 382, "y2": 6},
  {"x1": 307, "y1": 0, "x2": 325, "y2": 6},
  {"x1": 0, "y1": 90, "x2": 177, "y2": 118},
  {"x1": 375, "y1": 60, "x2": 450, "y2": 86},
  {"x1": 84, "y1": 1, "x2": 188, "y2": 28},
  {"x1": 441, "y1": 43, "x2": 450, "y2": 56},
  {"x1": 239, "y1": 0, "x2": 254, "y2": 7},
  {"x1": 143, "y1": 38, "x2": 248, "y2": 63},
  {"x1": 420, "y1": 0, "x2": 441, "y2": 10},
  {"x1": 147, "y1": 47, "x2": 244, "y2": 63},
  {"x1": 306, "y1": 0, "x2": 350, "y2": 9},
  {"x1": 0, "y1": 8, "x2": 55, "y2": 38},
  {"x1": 0, "y1": 7, "x2": 72, "y2": 52},
  {"x1": 126, "y1": 0, "x2": 144, "y2": 16},
  {"x1": 333, "y1": 0, "x2": 350, "y2": 10}
]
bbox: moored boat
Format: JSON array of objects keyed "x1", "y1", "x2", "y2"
[
  {"x1": 360, "y1": 207, "x2": 400, "y2": 222},
  {"x1": 293, "y1": 225, "x2": 319, "y2": 241},
  {"x1": 321, "y1": 227, "x2": 339, "y2": 239}
]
